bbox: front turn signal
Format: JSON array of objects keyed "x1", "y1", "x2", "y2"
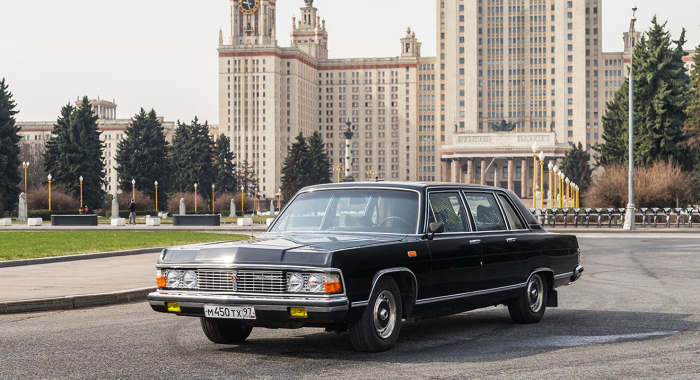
[
  {"x1": 156, "y1": 269, "x2": 166, "y2": 288},
  {"x1": 324, "y1": 273, "x2": 342, "y2": 293}
]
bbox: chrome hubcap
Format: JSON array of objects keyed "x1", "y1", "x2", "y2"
[
  {"x1": 373, "y1": 290, "x2": 396, "y2": 339},
  {"x1": 528, "y1": 275, "x2": 544, "y2": 313}
]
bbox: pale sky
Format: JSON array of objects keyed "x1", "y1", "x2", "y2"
[{"x1": 1, "y1": 0, "x2": 698, "y2": 124}]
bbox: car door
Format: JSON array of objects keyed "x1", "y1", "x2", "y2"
[
  {"x1": 463, "y1": 191, "x2": 520, "y2": 290},
  {"x1": 426, "y1": 191, "x2": 482, "y2": 301}
]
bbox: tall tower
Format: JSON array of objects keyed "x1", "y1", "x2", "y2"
[
  {"x1": 230, "y1": 0, "x2": 277, "y2": 46},
  {"x1": 401, "y1": 28, "x2": 421, "y2": 58},
  {"x1": 290, "y1": 0, "x2": 328, "y2": 59}
]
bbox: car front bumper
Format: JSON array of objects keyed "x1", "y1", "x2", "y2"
[{"x1": 148, "y1": 291, "x2": 349, "y2": 323}]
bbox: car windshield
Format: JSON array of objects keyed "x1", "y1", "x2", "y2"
[{"x1": 269, "y1": 188, "x2": 419, "y2": 234}]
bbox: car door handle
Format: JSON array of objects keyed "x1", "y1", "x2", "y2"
[
  {"x1": 506, "y1": 238, "x2": 517, "y2": 243},
  {"x1": 469, "y1": 239, "x2": 481, "y2": 245}
]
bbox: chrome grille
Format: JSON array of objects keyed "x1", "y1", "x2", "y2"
[
  {"x1": 196, "y1": 269, "x2": 236, "y2": 291},
  {"x1": 236, "y1": 270, "x2": 286, "y2": 293}
]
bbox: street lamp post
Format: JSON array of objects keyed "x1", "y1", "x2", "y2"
[
  {"x1": 131, "y1": 179, "x2": 136, "y2": 202},
  {"x1": 48, "y1": 174, "x2": 52, "y2": 211},
  {"x1": 22, "y1": 162, "x2": 29, "y2": 201},
  {"x1": 565, "y1": 178, "x2": 570, "y2": 208},
  {"x1": 194, "y1": 184, "x2": 198, "y2": 214},
  {"x1": 624, "y1": 7, "x2": 638, "y2": 230},
  {"x1": 552, "y1": 165, "x2": 559, "y2": 208},
  {"x1": 79, "y1": 176, "x2": 84, "y2": 210},
  {"x1": 212, "y1": 184, "x2": 215, "y2": 214},
  {"x1": 559, "y1": 172, "x2": 565, "y2": 208},
  {"x1": 547, "y1": 162, "x2": 554, "y2": 209},
  {"x1": 538, "y1": 152, "x2": 545, "y2": 210},
  {"x1": 278, "y1": 187, "x2": 282, "y2": 212},
  {"x1": 531, "y1": 142, "x2": 538, "y2": 204},
  {"x1": 241, "y1": 186, "x2": 245, "y2": 217},
  {"x1": 366, "y1": 166, "x2": 376, "y2": 181},
  {"x1": 254, "y1": 188, "x2": 259, "y2": 215},
  {"x1": 154, "y1": 181, "x2": 159, "y2": 213},
  {"x1": 333, "y1": 162, "x2": 344, "y2": 183}
]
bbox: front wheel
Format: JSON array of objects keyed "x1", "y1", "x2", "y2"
[
  {"x1": 200, "y1": 318, "x2": 253, "y2": 344},
  {"x1": 348, "y1": 277, "x2": 402, "y2": 352},
  {"x1": 508, "y1": 273, "x2": 547, "y2": 324}
]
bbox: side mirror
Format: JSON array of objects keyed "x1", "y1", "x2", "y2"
[{"x1": 429, "y1": 222, "x2": 445, "y2": 234}]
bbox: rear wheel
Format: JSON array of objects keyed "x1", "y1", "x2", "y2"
[
  {"x1": 348, "y1": 277, "x2": 402, "y2": 352},
  {"x1": 508, "y1": 273, "x2": 547, "y2": 324},
  {"x1": 200, "y1": 318, "x2": 253, "y2": 344}
]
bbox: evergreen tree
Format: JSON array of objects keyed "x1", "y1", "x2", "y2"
[
  {"x1": 44, "y1": 97, "x2": 106, "y2": 210},
  {"x1": 236, "y1": 160, "x2": 257, "y2": 193},
  {"x1": 307, "y1": 131, "x2": 332, "y2": 185},
  {"x1": 171, "y1": 117, "x2": 215, "y2": 200},
  {"x1": 115, "y1": 108, "x2": 171, "y2": 210},
  {"x1": 0, "y1": 78, "x2": 22, "y2": 213},
  {"x1": 280, "y1": 133, "x2": 312, "y2": 201},
  {"x1": 213, "y1": 133, "x2": 237, "y2": 193},
  {"x1": 561, "y1": 142, "x2": 594, "y2": 194},
  {"x1": 682, "y1": 47, "x2": 700, "y2": 200},
  {"x1": 595, "y1": 18, "x2": 691, "y2": 167}
]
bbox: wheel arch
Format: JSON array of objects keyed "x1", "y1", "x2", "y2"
[
  {"x1": 369, "y1": 268, "x2": 418, "y2": 319},
  {"x1": 527, "y1": 267, "x2": 554, "y2": 291}
]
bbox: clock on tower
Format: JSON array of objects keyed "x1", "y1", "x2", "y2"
[{"x1": 239, "y1": 0, "x2": 260, "y2": 15}]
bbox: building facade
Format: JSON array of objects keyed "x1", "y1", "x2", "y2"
[
  {"x1": 219, "y1": 0, "x2": 436, "y2": 198},
  {"x1": 17, "y1": 98, "x2": 175, "y2": 195}
]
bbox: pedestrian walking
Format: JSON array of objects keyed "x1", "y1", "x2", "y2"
[{"x1": 129, "y1": 199, "x2": 136, "y2": 225}]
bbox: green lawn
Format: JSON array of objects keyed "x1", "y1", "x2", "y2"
[{"x1": 0, "y1": 231, "x2": 250, "y2": 261}]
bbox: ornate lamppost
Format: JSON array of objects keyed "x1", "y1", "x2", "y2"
[
  {"x1": 538, "y1": 151, "x2": 545, "y2": 210},
  {"x1": 531, "y1": 141, "x2": 539, "y2": 203},
  {"x1": 333, "y1": 161, "x2": 344, "y2": 183},
  {"x1": 132, "y1": 179, "x2": 136, "y2": 201},
  {"x1": 79, "y1": 176, "x2": 84, "y2": 210},
  {"x1": 547, "y1": 162, "x2": 554, "y2": 209},
  {"x1": 194, "y1": 183, "x2": 198, "y2": 214},
  {"x1": 48, "y1": 174, "x2": 52, "y2": 211},
  {"x1": 624, "y1": 7, "x2": 638, "y2": 231},
  {"x1": 278, "y1": 187, "x2": 282, "y2": 212},
  {"x1": 241, "y1": 186, "x2": 245, "y2": 217},
  {"x1": 212, "y1": 184, "x2": 215, "y2": 214},
  {"x1": 565, "y1": 177, "x2": 571, "y2": 208},
  {"x1": 154, "y1": 181, "x2": 159, "y2": 213},
  {"x1": 22, "y1": 162, "x2": 29, "y2": 201},
  {"x1": 553, "y1": 166, "x2": 559, "y2": 208}
]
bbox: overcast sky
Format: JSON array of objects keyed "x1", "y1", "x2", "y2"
[{"x1": 1, "y1": 0, "x2": 698, "y2": 124}]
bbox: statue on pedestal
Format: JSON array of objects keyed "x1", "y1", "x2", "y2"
[
  {"x1": 17, "y1": 193, "x2": 28, "y2": 222},
  {"x1": 179, "y1": 198, "x2": 186, "y2": 216}
]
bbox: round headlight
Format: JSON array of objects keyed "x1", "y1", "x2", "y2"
[
  {"x1": 166, "y1": 270, "x2": 181, "y2": 288},
  {"x1": 307, "y1": 273, "x2": 325, "y2": 293},
  {"x1": 183, "y1": 270, "x2": 197, "y2": 289},
  {"x1": 288, "y1": 273, "x2": 304, "y2": 292}
]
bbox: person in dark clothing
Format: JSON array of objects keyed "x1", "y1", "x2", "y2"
[{"x1": 129, "y1": 199, "x2": 136, "y2": 225}]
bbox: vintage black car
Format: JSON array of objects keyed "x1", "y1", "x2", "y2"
[{"x1": 148, "y1": 182, "x2": 583, "y2": 352}]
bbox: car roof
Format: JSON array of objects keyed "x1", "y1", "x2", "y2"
[{"x1": 303, "y1": 181, "x2": 505, "y2": 192}]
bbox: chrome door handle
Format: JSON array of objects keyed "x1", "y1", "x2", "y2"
[
  {"x1": 506, "y1": 238, "x2": 517, "y2": 243},
  {"x1": 469, "y1": 239, "x2": 481, "y2": 245}
]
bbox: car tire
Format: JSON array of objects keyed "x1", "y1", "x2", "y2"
[
  {"x1": 508, "y1": 273, "x2": 547, "y2": 324},
  {"x1": 348, "y1": 277, "x2": 403, "y2": 352},
  {"x1": 200, "y1": 317, "x2": 253, "y2": 344}
]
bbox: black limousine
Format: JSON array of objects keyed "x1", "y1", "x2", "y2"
[{"x1": 148, "y1": 182, "x2": 583, "y2": 352}]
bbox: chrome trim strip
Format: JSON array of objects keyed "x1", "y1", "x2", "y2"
[
  {"x1": 148, "y1": 292, "x2": 349, "y2": 310},
  {"x1": 351, "y1": 301, "x2": 369, "y2": 307},
  {"x1": 414, "y1": 282, "x2": 527, "y2": 305},
  {"x1": 554, "y1": 271, "x2": 575, "y2": 280},
  {"x1": 150, "y1": 301, "x2": 347, "y2": 313},
  {"x1": 527, "y1": 267, "x2": 554, "y2": 283}
]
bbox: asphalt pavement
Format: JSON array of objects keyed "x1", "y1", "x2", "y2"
[{"x1": 0, "y1": 234, "x2": 699, "y2": 379}]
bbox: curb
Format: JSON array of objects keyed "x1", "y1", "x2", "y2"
[
  {"x1": 0, "y1": 287, "x2": 156, "y2": 315},
  {"x1": 546, "y1": 228, "x2": 700, "y2": 233},
  {"x1": 0, "y1": 247, "x2": 165, "y2": 268}
]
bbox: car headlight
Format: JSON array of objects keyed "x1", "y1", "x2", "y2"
[
  {"x1": 286, "y1": 272, "x2": 343, "y2": 294},
  {"x1": 166, "y1": 270, "x2": 181, "y2": 288},
  {"x1": 287, "y1": 273, "x2": 304, "y2": 292},
  {"x1": 183, "y1": 270, "x2": 198, "y2": 289},
  {"x1": 307, "y1": 273, "x2": 325, "y2": 293}
]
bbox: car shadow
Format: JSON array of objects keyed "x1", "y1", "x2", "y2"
[{"x1": 216, "y1": 307, "x2": 698, "y2": 362}]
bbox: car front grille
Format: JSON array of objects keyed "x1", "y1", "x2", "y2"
[
  {"x1": 194, "y1": 269, "x2": 286, "y2": 293},
  {"x1": 236, "y1": 270, "x2": 286, "y2": 293},
  {"x1": 196, "y1": 269, "x2": 237, "y2": 291}
]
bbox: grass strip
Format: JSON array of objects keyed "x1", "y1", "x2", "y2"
[{"x1": 0, "y1": 231, "x2": 249, "y2": 261}]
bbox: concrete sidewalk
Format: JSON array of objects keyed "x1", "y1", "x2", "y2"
[{"x1": 0, "y1": 251, "x2": 160, "y2": 314}]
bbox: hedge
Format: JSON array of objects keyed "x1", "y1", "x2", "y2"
[
  {"x1": 106, "y1": 210, "x2": 159, "y2": 219},
  {"x1": 28, "y1": 210, "x2": 81, "y2": 221}
]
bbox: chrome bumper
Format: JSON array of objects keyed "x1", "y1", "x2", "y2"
[
  {"x1": 571, "y1": 265, "x2": 584, "y2": 282},
  {"x1": 147, "y1": 290, "x2": 349, "y2": 313}
]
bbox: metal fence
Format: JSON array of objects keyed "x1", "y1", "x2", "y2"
[{"x1": 531, "y1": 207, "x2": 699, "y2": 228}]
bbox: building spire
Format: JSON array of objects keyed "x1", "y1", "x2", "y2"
[{"x1": 219, "y1": 28, "x2": 223, "y2": 45}]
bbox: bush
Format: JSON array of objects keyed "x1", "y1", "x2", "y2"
[
  {"x1": 106, "y1": 210, "x2": 159, "y2": 218},
  {"x1": 213, "y1": 193, "x2": 237, "y2": 214},
  {"x1": 26, "y1": 185, "x2": 80, "y2": 211},
  {"x1": 116, "y1": 189, "x2": 154, "y2": 212},
  {"x1": 28, "y1": 210, "x2": 81, "y2": 221},
  {"x1": 583, "y1": 162, "x2": 693, "y2": 208}
]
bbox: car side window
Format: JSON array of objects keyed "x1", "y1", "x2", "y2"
[
  {"x1": 498, "y1": 194, "x2": 526, "y2": 230},
  {"x1": 428, "y1": 192, "x2": 471, "y2": 233},
  {"x1": 463, "y1": 193, "x2": 507, "y2": 232}
]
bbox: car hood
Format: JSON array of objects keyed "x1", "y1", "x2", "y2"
[{"x1": 158, "y1": 234, "x2": 406, "y2": 267}]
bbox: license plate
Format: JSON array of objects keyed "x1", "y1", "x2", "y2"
[{"x1": 204, "y1": 305, "x2": 256, "y2": 320}]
